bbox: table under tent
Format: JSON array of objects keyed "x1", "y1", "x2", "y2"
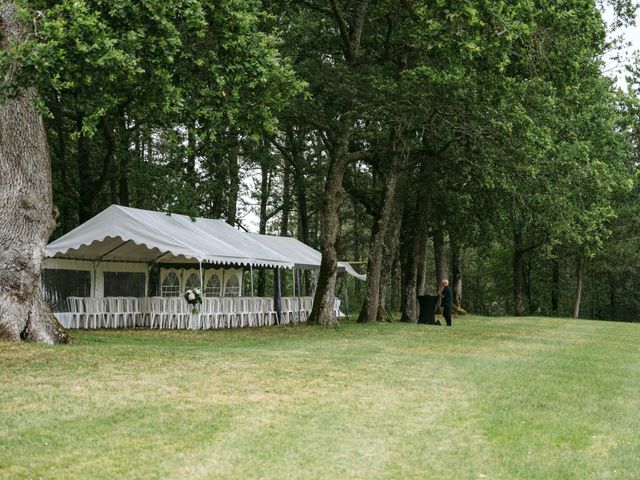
[{"x1": 43, "y1": 205, "x2": 364, "y2": 329}]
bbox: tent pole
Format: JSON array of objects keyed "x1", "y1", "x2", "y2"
[
  {"x1": 296, "y1": 267, "x2": 302, "y2": 324},
  {"x1": 274, "y1": 268, "x2": 282, "y2": 325},
  {"x1": 92, "y1": 261, "x2": 98, "y2": 297},
  {"x1": 250, "y1": 264, "x2": 254, "y2": 327},
  {"x1": 198, "y1": 260, "x2": 203, "y2": 330},
  {"x1": 312, "y1": 270, "x2": 319, "y2": 297},
  {"x1": 345, "y1": 274, "x2": 350, "y2": 320}
]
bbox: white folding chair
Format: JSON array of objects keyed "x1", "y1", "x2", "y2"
[
  {"x1": 238, "y1": 297, "x2": 254, "y2": 327},
  {"x1": 138, "y1": 297, "x2": 151, "y2": 327},
  {"x1": 281, "y1": 297, "x2": 293, "y2": 325},
  {"x1": 166, "y1": 298, "x2": 190, "y2": 329},
  {"x1": 219, "y1": 297, "x2": 235, "y2": 328},
  {"x1": 66, "y1": 297, "x2": 84, "y2": 329},
  {"x1": 301, "y1": 296, "x2": 314, "y2": 323},
  {"x1": 148, "y1": 297, "x2": 165, "y2": 329},
  {"x1": 334, "y1": 297, "x2": 344, "y2": 318},
  {"x1": 84, "y1": 298, "x2": 106, "y2": 329},
  {"x1": 202, "y1": 298, "x2": 221, "y2": 329},
  {"x1": 220, "y1": 298, "x2": 236, "y2": 328},
  {"x1": 105, "y1": 297, "x2": 124, "y2": 328},
  {"x1": 252, "y1": 298, "x2": 264, "y2": 326},
  {"x1": 125, "y1": 297, "x2": 141, "y2": 327},
  {"x1": 262, "y1": 298, "x2": 278, "y2": 326}
]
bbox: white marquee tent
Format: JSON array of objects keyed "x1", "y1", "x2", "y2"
[
  {"x1": 43, "y1": 205, "x2": 365, "y2": 328},
  {"x1": 47, "y1": 205, "x2": 365, "y2": 276}
]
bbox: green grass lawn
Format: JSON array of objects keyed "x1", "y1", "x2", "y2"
[{"x1": 1, "y1": 316, "x2": 639, "y2": 479}]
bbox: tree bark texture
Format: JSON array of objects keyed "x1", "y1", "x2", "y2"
[
  {"x1": 451, "y1": 241, "x2": 463, "y2": 307},
  {"x1": 400, "y1": 181, "x2": 431, "y2": 323},
  {"x1": 308, "y1": 135, "x2": 349, "y2": 326},
  {"x1": 257, "y1": 160, "x2": 270, "y2": 297},
  {"x1": 551, "y1": 259, "x2": 559, "y2": 315},
  {"x1": 0, "y1": 4, "x2": 69, "y2": 343},
  {"x1": 357, "y1": 150, "x2": 405, "y2": 323},
  {"x1": 513, "y1": 231, "x2": 526, "y2": 317},
  {"x1": 573, "y1": 256, "x2": 584, "y2": 319},
  {"x1": 378, "y1": 212, "x2": 403, "y2": 320},
  {"x1": 308, "y1": 0, "x2": 368, "y2": 326},
  {"x1": 433, "y1": 227, "x2": 448, "y2": 286},
  {"x1": 608, "y1": 271, "x2": 616, "y2": 321},
  {"x1": 226, "y1": 143, "x2": 240, "y2": 226},
  {"x1": 280, "y1": 158, "x2": 291, "y2": 236}
]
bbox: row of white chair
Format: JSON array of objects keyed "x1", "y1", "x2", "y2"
[{"x1": 66, "y1": 296, "x2": 314, "y2": 330}]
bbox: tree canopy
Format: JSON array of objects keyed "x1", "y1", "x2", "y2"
[{"x1": 2, "y1": 0, "x2": 640, "y2": 341}]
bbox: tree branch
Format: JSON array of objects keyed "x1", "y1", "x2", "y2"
[
  {"x1": 347, "y1": 149, "x2": 372, "y2": 163},
  {"x1": 329, "y1": 0, "x2": 354, "y2": 62}
]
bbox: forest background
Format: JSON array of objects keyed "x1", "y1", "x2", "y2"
[{"x1": 3, "y1": 0, "x2": 640, "y2": 326}]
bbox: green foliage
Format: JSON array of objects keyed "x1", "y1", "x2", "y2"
[{"x1": 3, "y1": 0, "x2": 639, "y2": 320}]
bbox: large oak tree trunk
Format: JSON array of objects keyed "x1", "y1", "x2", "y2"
[
  {"x1": 308, "y1": 131, "x2": 350, "y2": 326},
  {"x1": 358, "y1": 149, "x2": 404, "y2": 323},
  {"x1": 308, "y1": 0, "x2": 368, "y2": 325},
  {"x1": 0, "y1": 4, "x2": 69, "y2": 344},
  {"x1": 400, "y1": 178, "x2": 431, "y2": 323},
  {"x1": 378, "y1": 191, "x2": 405, "y2": 321}
]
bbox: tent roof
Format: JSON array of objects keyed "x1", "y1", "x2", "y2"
[
  {"x1": 47, "y1": 205, "x2": 367, "y2": 280},
  {"x1": 248, "y1": 233, "x2": 367, "y2": 281},
  {"x1": 46, "y1": 205, "x2": 293, "y2": 268},
  {"x1": 247, "y1": 233, "x2": 321, "y2": 268}
]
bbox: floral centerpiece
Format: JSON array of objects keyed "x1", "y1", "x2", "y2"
[{"x1": 183, "y1": 287, "x2": 203, "y2": 314}]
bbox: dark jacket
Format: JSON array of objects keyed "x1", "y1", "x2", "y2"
[{"x1": 441, "y1": 286, "x2": 453, "y2": 310}]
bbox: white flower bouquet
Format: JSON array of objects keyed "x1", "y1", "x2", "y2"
[{"x1": 183, "y1": 287, "x2": 203, "y2": 314}]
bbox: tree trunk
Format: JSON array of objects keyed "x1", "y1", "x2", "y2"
[
  {"x1": 308, "y1": 128, "x2": 350, "y2": 326},
  {"x1": 378, "y1": 201, "x2": 404, "y2": 321},
  {"x1": 451, "y1": 241, "x2": 463, "y2": 307},
  {"x1": 416, "y1": 242, "x2": 428, "y2": 295},
  {"x1": 608, "y1": 271, "x2": 616, "y2": 321},
  {"x1": 400, "y1": 179, "x2": 431, "y2": 323},
  {"x1": 257, "y1": 161, "x2": 270, "y2": 297},
  {"x1": 358, "y1": 150, "x2": 405, "y2": 323},
  {"x1": 551, "y1": 258, "x2": 559, "y2": 315},
  {"x1": 280, "y1": 159, "x2": 291, "y2": 236},
  {"x1": 351, "y1": 197, "x2": 363, "y2": 303},
  {"x1": 513, "y1": 231, "x2": 526, "y2": 317},
  {"x1": 573, "y1": 256, "x2": 584, "y2": 319},
  {"x1": 186, "y1": 122, "x2": 197, "y2": 189},
  {"x1": 390, "y1": 255, "x2": 400, "y2": 311},
  {"x1": 0, "y1": 4, "x2": 69, "y2": 343},
  {"x1": 226, "y1": 143, "x2": 240, "y2": 226},
  {"x1": 308, "y1": 0, "x2": 368, "y2": 325},
  {"x1": 291, "y1": 142, "x2": 310, "y2": 248},
  {"x1": 434, "y1": 227, "x2": 448, "y2": 286}
]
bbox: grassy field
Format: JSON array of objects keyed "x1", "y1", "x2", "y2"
[{"x1": 1, "y1": 316, "x2": 639, "y2": 479}]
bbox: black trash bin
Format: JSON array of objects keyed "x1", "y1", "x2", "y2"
[{"x1": 417, "y1": 295, "x2": 439, "y2": 324}]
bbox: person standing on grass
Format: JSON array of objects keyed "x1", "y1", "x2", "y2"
[{"x1": 439, "y1": 279, "x2": 453, "y2": 327}]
